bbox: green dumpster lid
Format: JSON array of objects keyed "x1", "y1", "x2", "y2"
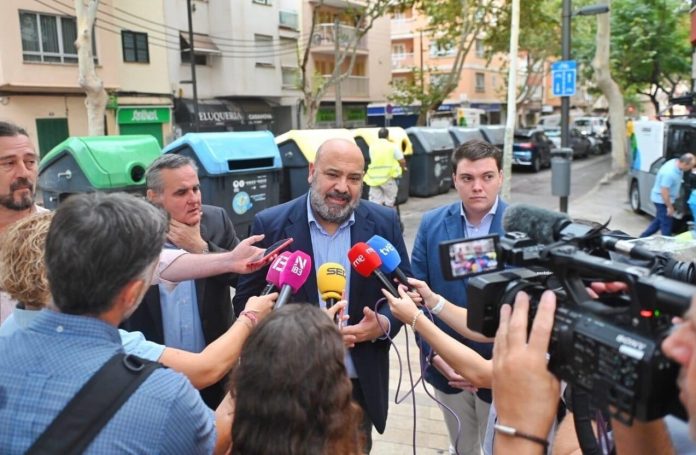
[{"x1": 39, "y1": 135, "x2": 161, "y2": 189}]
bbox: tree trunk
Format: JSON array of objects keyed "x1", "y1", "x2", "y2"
[
  {"x1": 592, "y1": 0, "x2": 627, "y2": 178},
  {"x1": 501, "y1": 0, "x2": 520, "y2": 201},
  {"x1": 75, "y1": 0, "x2": 107, "y2": 136}
]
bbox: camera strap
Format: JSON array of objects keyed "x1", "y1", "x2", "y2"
[{"x1": 26, "y1": 353, "x2": 163, "y2": 455}]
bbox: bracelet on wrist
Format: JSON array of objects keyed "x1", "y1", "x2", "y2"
[
  {"x1": 239, "y1": 310, "x2": 258, "y2": 329},
  {"x1": 410, "y1": 309, "x2": 423, "y2": 332},
  {"x1": 493, "y1": 423, "x2": 549, "y2": 450},
  {"x1": 429, "y1": 295, "x2": 446, "y2": 315}
]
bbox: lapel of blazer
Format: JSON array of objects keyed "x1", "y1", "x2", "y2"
[
  {"x1": 444, "y1": 202, "x2": 465, "y2": 241},
  {"x1": 283, "y1": 195, "x2": 318, "y2": 304}
]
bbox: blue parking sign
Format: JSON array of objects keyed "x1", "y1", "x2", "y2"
[{"x1": 551, "y1": 60, "x2": 577, "y2": 97}]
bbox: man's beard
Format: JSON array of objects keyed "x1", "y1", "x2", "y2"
[
  {"x1": 0, "y1": 178, "x2": 34, "y2": 211},
  {"x1": 309, "y1": 180, "x2": 360, "y2": 225}
]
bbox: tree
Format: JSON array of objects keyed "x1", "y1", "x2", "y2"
[
  {"x1": 388, "y1": 0, "x2": 498, "y2": 126},
  {"x1": 74, "y1": 0, "x2": 107, "y2": 136},
  {"x1": 591, "y1": 0, "x2": 627, "y2": 178},
  {"x1": 482, "y1": 0, "x2": 560, "y2": 128},
  {"x1": 299, "y1": 1, "x2": 399, "y2": 128}
]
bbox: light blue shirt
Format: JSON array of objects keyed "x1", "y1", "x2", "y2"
[
  {"x1": 0, "y1": 310, "x2": 215, "y2": 454},
  {"x1": 307, "y1": 194, "x2": 359, "y2": 378},
  {"x1": 650, "y1": 159, "x2": 684, "y2": 204},
  {"x1": 461, "y1": 196, "x2": 499, "y2": 238},
  {"x1": 0, "y1": 308, "x2": 165, "y2": 362},
  {"x1": 159, "y1": 243, "x2": 206, "y2": 353}
]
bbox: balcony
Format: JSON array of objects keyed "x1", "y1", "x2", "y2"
[
  {"x1": 311, "y1": 23, "x2": 367, "y2": 53},
  {"x1": 391, "y1": 53, "x2": 415, "y2": 71},
  {"x1": 281, "y1": 66, "x2": 300, "y2": 89},
  {"x1": 321, "y1": 75, "x2": 369, "y2": 99},
  {"x1": 279, "y1": 10, "x2": 299, "y2": 30},
  {"x1": 390, "y1": 17, "x2": 415, "y2": 38}
]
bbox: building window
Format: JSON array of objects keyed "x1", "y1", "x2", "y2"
[
  {"x1": 255, "y1": 34, "x2": 274, "y2": 67},
  {"x1": 19, "y1": 11, "x2": 82, "y2": 63},
  {"x1": 392, "y1": 43, "x2": 406, "y2": 56},
  {"x1": 475, "y1": 39, "x2": 485, "y2": 58},
  {"x1": 429, "y1": 41, "x2": 456, "y2": 57},
  {"x1": 122, "y1": 30, "x2": 149, "y2": 63},
  {"x1": 475, "y1": 72, "x2": 485, "y2": 93}
]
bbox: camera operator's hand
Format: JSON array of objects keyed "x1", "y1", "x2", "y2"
[{"x1": 493, "y1": 290, "x2": 559, "y2": 454}]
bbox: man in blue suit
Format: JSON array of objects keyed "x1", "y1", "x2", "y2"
[
  {"x1": 233, "y1": 138, "x2": 410, "y2": 452},
  {"x1": 411, "y1": 139, "x2": 507, "y2": 455}
]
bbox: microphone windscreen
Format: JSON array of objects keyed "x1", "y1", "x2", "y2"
[
  {"x1": 266, "y1": 251, "x2": 291, "y2": 287},
  {"x1": 317, "y1": 262, "x2": 346, "y2": 302},
  {"x1": 348, "y1": 242, "x2": 383, "y2": 277},
  {"x1": 366, "y1": 235, "x2": 401, "y2": 273},
  {"x1": 502, "y1": 204, "x2": 570, "y2": 245},
  {"x1": 277, "y1": 250, "x2": 312, "y2": 293}
]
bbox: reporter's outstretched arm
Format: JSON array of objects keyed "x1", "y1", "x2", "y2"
[
  {"x1": 493, "y1": 290, "x2": 560, "y2": 455},
  {"x1": 406, "y1": 277, "x2": 492, "y2": 343},
  {"x1": 158, "y1": 293, "x2": 277, "y2": 389},
  {"x1": 382, "y1": 287, "x2": 492, "y2": 388},
  {"x1": 612, "y1": 418, "x2": 675, "y2": 455}
]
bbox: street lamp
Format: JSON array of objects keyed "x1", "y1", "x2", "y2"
[{"x1": 559, "y1": 1, "x2": 609, "y2": 213}]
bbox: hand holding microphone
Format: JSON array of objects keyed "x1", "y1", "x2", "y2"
[
  {"x1": 348, "y1": 242, "x2": 398, "y2": 296},
  {"x1": 274, "y1": 250, "x2": 312, "y2": 309}
]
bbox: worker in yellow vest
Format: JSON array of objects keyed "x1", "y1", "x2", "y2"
[{"x1": 364, "y1": 128, "x2": 407, "y2": 208}]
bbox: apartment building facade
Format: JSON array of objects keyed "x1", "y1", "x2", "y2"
[
  {"x1": 300, "y1": 0, "x2": 391, "y2": 128},
  {"x1": 166, "y1": 0, "x2": 302, "y2": 135}
]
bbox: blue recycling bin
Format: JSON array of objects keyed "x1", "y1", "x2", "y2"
[{"x1": 163, "y1": 131, "x2": 282, "y2": 239}]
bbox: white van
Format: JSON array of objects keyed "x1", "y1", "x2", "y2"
[{"x1": 572, "y1": 116, "x2": 607, "y2": 137}]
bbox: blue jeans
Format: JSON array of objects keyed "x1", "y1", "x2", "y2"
[{"x1": 640, "y1": 202, "x2": 673, "y2": 237}]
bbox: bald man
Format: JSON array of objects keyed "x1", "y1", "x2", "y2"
[{"x1": 232, "y1": 138, "x2": 411, "y2": 451}]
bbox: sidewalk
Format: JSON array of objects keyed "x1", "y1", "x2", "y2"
[{"x1": 371, "y1": 174, "x2": 651, "y2": 454}]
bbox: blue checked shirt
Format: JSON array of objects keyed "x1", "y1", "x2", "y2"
[{"x1": 0, "y1": 310, "x2": 215, "y2": 454}]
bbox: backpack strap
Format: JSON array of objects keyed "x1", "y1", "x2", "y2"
[{"x1": 27, "y1": 353, "x2": 163, "y2": 455}]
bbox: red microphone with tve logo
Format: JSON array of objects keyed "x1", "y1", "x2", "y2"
[
  {"x1": 348, "y1": 242, "x2": 398, "y2": 297},
  {"x1": 274, "y1": 250, "x2": 312, "y2": 309}
]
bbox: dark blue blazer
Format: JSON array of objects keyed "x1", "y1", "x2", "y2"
[
  {"x1": 233, "y1": 194, "x2": 411, "y2": 433},
  {"x1": 411, "y1": 199, "x2": 507, "y2": 402}
]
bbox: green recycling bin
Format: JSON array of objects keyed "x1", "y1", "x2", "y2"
[
  {"x1": 38, "y1": 135, "x2": 161, "y2": 209},
  {"x1": 163, "y1": 131, "x2": 282, "y2": 239},
  {"x1": 406, "y1": 127, "x2": 454, "y2": 197},
  {"x1": 275, "y1": 129, "x2": 355, "y2": 203},
  {"x1": 353, "y1": 127, "x2": 413, "y2": 204}
]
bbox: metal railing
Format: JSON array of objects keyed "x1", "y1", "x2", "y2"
[
  {"x1": 391, "y1": 53, "x2": 414, "y2": 70},
  {"x1": 321, "y1": 75, "x2": 369, "y2": 98},
  {"x1": 312, "y1": 23, "x2": 367, "y2": 50}
]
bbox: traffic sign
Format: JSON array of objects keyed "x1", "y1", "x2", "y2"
[{"x1": 551, "y1": 60, "x2": 577, "y2": 97}]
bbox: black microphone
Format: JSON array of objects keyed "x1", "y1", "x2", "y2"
[{"x1": 502, "y1": 204, "x2": 571, "y2": 245}]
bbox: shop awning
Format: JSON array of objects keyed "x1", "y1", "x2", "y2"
[
  {"x1": 179, "y1": 32, "x2": 221, "y2": 55},
  {"x1": 235, "y1": 99, "x2": 274, "y2": 125}
]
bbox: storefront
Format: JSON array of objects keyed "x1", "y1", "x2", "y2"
[
  {"x1": 316, "y1": 103, "x2": 368, "y2": 128},
  {"x1": 117, "y1": 106, "x2": 171, "y2": 147},
  {"x1": 174, "y1": 98, "x2": 276, "y2": 134}
]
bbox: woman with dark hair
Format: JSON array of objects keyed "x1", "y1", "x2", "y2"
[{"x1": 230, "y1": 304, "x2": 363, "y2": 455}]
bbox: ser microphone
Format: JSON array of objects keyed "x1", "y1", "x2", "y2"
[
  {"x1": 261, "y1": 251, "x2": 292, "y2": 295},
  {"x1": 366, "y1": 235, "x2": 411, "y2": 289},
  {"x1": 275, "y1": 250, "x2": 312, "y2": 309},
  {"x1": 317, "y1": 263, "x2": 346, "y2": 309},
  {"x1": 348, "y1": 242, "x2": 399, "y2": 297}
]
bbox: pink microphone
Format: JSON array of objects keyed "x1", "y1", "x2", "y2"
[
  {"x1": 261, "y1": 251, "x2": 291, "y2": 295},
  {"x1": 274, "y1": 250, "x2": 312, "y2": 309}
]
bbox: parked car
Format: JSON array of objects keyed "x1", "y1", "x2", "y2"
[
  {"x1": 544, "y1": 128, "x2": 593, "y2": 159},
  {"x1": 572, "y1": 116, "x2": 608, "y2": 137},
  {"x1": 512, "y1": 129, "x2": 553, "y2": 172}
]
